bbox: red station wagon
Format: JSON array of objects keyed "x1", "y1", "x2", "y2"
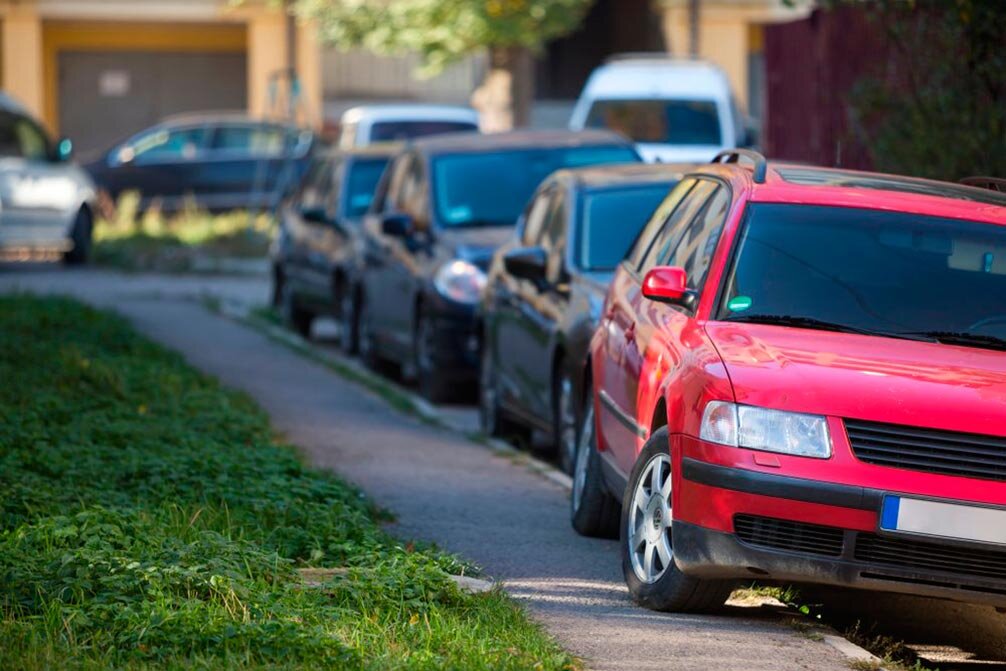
[{"x1": 572, "y1": 150, "x2": 1006, "y2": 612}]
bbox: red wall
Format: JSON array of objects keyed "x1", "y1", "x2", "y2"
[{"x1": 763, "y1": 7, "x2": 890, "y2": 170}]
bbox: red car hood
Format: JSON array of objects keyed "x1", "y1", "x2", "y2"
[{"x1": 704, "y1": 322, "x2": 1006, "y2": 437}]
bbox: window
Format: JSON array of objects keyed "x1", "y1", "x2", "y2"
[
  {"x1": 579, "y1": 183, "x2": 677, "y2": 272},
  {"x1": 343, "y1": 158, "x2": 391, "y2": 218},
  {"x1": 369, "y1": 120, "x2": 478, "y2": 143},
  {"x1": 719, "y1": 204, "x2": 1006, "y2": 345},
  {"x1": 627, "y1": 178, "x2": 696, "y2": 268},
  {"x1": 431, "y1": 145, "x2": 638, "y2": 228},
  {"x1": 388, "y1": 153, "x2": 427, "y2": 225},
  {"x1": 299, "y1": 157, "x2": 335, "y2": 213},
  {"x1": 120, "y1": 126, "x2": 208, "y2": 163},
  {"x1": 585, "y1": 99, "x2": 722, "y2": 145},
  {"x1": 665, "y1": 187, "x2": 731, "y2": 292},
  {"x1": 211, "y1": 124, "x2": 287, "y2": 156},
  {"x1": 540, "y1": 195, "x2": 569, "y2": 282},
  {"x1": 0, "y1": 114, "x2": 51, "y2": 161},
  {"x1": 521, "y1": 188, "x2": 556, "y2": 246},
  {"x1": 637, "y1": 180, "x2": 718, "y2": 276}
]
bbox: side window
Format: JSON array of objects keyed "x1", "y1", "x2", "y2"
[
  {"x1": 400, "y1": 158, "x2": 428, "y2": 227},
  {"x1": 211, "y1": 124, "x2": 286, "y2": 157},
  {"x1": 665, "y1": 187, "x2": 732, "y2": 292},
  {"x1": 120, "y1": 126, "x2": 208, "y2": 163},
  {"x1": 627, "y1": 178, "x2": 696, "y2": 269},
  {"x1": 521, "y1": 187, "x2": 555, "y2": 246},
  {"x1": 637, "y1": 180, "x2": 718, "y2": 276},
  {"x1": 540, "y1": 194, "x2": 568, "y2": 282},
  {"x1": 385, "y1": 154, "x2": 413, "y2": 213}
]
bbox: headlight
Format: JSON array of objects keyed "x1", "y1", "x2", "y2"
[
  {"x1": 433, "y1": 260, "x2": 487, "y2": 304},
  {"x1": 699, "y1": 401, "x2": 831, "y2": 459}
]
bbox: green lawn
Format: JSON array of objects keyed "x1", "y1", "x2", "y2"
[{"x1": 0, "y1": 295, "x2": 576, "y2": 670}]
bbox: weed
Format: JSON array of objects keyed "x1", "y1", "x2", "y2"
[{"x1": 0, "y1": 295, "x2": 577, "y2": 670}]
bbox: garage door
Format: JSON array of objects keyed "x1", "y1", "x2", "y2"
[{"x1": 58, "y1": 50, "x2": 247, "y2": 158}]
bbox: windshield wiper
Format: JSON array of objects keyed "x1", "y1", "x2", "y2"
[
  {"x1": 899, "y1": 331, "x2": 1006, "y2": 352},
  {"x1": 723, "y1": 314, "x2": 933, "y2": 342}
]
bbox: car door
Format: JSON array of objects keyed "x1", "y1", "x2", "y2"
[
  {"x1": 597, "y1": 178, "x2": 710, "y2": 473},
  {"x1": 300, "y1": 158, "x2": 343, "y2": 309},
  {"x1": 282, "y1": 157, "x2": 329, "y2": 297},
  {"x1": 102, "y1": 124, "x2": 209, "y2": 208},
  {"x1": 515, "y1": 186, "x2": 571, "y2": 424},
  {"x1": 610, "y1": 181, "x2": 731, "y2": 474},
  {"x1": 494, "y1": 184, "x2": 556, "y2": 412}
]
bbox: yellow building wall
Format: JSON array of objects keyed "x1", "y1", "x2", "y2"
[{"x1": 3, "y1": 7, "x2": 45, "y2": 119}]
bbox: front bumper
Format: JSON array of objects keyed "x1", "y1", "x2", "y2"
[
  {"x1": 675, "y1": 457, "x2": 1006, "y2": 607},
  {"x1": 423, "y1": 292, "x2": 480, "y2": 379}
]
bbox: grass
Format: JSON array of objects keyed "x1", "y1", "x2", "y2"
[
  {"x1": 93, "y1": 192, "x2": 272, "y2": 272},
  {"x1": 0, "y1": 295, "x2": 578, "y2": 670}
]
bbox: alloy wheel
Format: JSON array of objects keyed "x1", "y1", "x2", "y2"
[{"x1": 627, "y1": 453, "x2": 673, "y2": 584}]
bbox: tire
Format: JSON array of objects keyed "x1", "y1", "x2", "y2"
[
  {"x1": 357, "y1": 294, "x2": 382, "y2": 371},
  {"x1": 620, "y1": 427, "x2": 734, "y2": 613},
  {"x1": 414, "y1": 310, "x2": 452, "y2": 403},
  {"x1": 554, "y1": 368, "x2": 578, "y2": 475},
  {"x1": 338, "y1": 284, "x2": 359, "y2": 354},
  {"x1": 280, "y1": 281, "x2": 314, "y2": 338},
  {"x1": 570, "y1": 392, "x2": 620, "y2": 538},
  {"x1": 479, "y1": 334, "x2": 522, "y2": 437},
  {"x1": 62, "y1": 208, "x2": 92, "y2": 265}
]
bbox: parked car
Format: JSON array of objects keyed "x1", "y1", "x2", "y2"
[
  {"x1": 0, "y1": 92, "x2": 96, "y2": 264},
  {"x1": 480, "y1": 163, "x2": 689, "y2": 473},
  {"x1": 337, "y1": 105, "x2": 480, "y2": 149},
  {"x1": 569, "y1": 55, "x2": 745, "y2": 164},
  {"x1": 574, "y1": 150, "x2": 1006, "y2": 613},
  {"x1": 86, "y1": 113, "x2": 316, "y2": 214},
  {"x1": 355, "y1": 130, "x2": 641, "y2": 402},
  {"x1": 270, "y1": 144, "x2": 398, "y2": 346}
]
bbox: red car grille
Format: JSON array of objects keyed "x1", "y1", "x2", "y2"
[{"x1": 845, "y1": 419, "x2": 1006, "y2": 483}]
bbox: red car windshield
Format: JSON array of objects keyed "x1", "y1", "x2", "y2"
[{"x1": 717, "y1": 203, "x2": 1006, "y2": 349}]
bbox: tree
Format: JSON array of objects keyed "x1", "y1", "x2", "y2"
[
  {"x1": 293, "y1": 0, "x2": 595, "y2": 130},
  {"x1": 837, "y1": 0, "x2": 1006, "y2": 179}
]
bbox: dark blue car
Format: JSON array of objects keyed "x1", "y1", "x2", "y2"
[{"x1": 85, "y1": 113, "x2": 316, "y2": 214}]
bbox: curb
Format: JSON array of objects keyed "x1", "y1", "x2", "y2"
[
  {"x1": 822, "y1": 634, "x2": 886, "y2": 668},
  {"x1": 216, "y1": 299, "x2": 574, "y2": 491}
]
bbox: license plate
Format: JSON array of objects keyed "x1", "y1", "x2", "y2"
[{"x1": 880, "y1": 495, "x2": 1006, "y2": 546}]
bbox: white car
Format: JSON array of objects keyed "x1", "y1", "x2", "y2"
[
  {"x1": 569, "y1": 55, "x2": 746, "y2": 164},
  {"x1": 337, "y1": 105, "x2": 480, "y2": 148},
  {"x1": 0, "y1": 92, "x2": 96, "y2": 264}
]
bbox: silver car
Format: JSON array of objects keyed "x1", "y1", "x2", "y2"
[{"x1": 0, "y1": 93, "x2": 96, "y2": 264}]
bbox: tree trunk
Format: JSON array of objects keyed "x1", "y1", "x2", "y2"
[{"x1": 471, "y1": 46, "x2": 534, "y2": 132}]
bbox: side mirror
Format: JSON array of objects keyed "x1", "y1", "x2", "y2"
[
  {"x1": 503, "y1": 246, "x2": 548, "y2": 283},
  {"x1": 642, "y1": 266, "x2": 696, "y2": 308},
  {"x1": 381, "y1": 213, "x2": 413, "y2": 237},
  {"x1": 56, "y1": 138, "x2": 73, "y2": 162},
  {"x1": 300, "y1": 205, "x2": 331, "y2": 225}
]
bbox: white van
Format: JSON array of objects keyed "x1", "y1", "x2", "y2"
[
  {"x1": 338, "y1": 105, "x2": 480, "y2": 148},
  {"x1": 569, "y1": 56, "x2": 745, "y2": 164}
]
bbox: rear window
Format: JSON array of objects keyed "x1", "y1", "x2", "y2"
[
  {"x1": 579, "y1": 184, "x2": 675, "y2": 271},
  {"x1": 369, "y1": 120, "x2": 478, "y2": 143},
  {"x1": 585, "y1": 99, "x2": 722, "y2": 146},
  {"x1": 344, "y1": 158, "x2": 390, "y2": 218}
]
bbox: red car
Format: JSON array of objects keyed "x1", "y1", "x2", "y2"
[{"x1": 573, "y1": 150, "x2": 1006, "y2": 612}]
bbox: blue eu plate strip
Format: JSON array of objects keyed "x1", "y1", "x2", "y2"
[{"x1": 880, "y1": 496, "x2": 901, "y2": 531}]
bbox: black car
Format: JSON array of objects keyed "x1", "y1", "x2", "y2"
[
  {"x1": 86, "y1": 113, "x2": 316, "y2": 213},
  {"x1": 270, "y1": 144, "x2": 397, "y2": 347},
  {"x1": 479, "y1": 164, "x2": 689, "y2": 472},
  {"x1": 353, "y1": 130, "x2": 641, "y2": 402}
]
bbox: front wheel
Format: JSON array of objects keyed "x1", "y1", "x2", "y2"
[
  {"x1": 621, "y1": 428, "x2": 734, "y2": 612},
  {"x1": 414, "y1": 311, "x2": 452, "y2": 403},
  {"x1": 62, "y1": 208, "x2": 92, "y2": 265},
  {"x1": 280, "y1": 282, "x2": 314, "y2": 338},
  {"x1": 570, "y1": 394, "x2": 620, "y2": 538},
  {"x1": 554, "y1": 371, "x2": 578, "y2": 475},
  {"x1": 338, "y1": 285, "x2": 359, "y2": 354}
]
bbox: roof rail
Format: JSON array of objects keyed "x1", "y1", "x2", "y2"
[
  {"x1": 960, "y1": 176, "x2": 1006, "y2": 193},
  {"x1": 712, "y1": 149, "x2": 768, "y2": 184}
]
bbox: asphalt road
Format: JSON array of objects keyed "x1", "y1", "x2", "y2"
[{"x1": 5, "y1": 265, "x2": 1006, "y2": 670}]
